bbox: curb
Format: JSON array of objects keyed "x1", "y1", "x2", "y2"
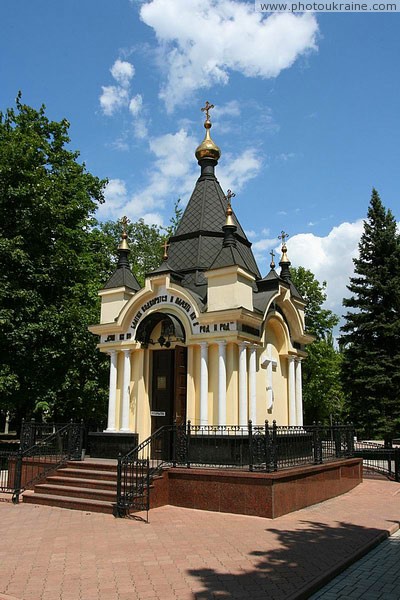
[{"x1": 291, "y1": 522, "x2": 400, "y2": 599}]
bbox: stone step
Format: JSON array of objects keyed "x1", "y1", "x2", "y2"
[
  {"x1": 57, "y1": 467, "x2": 118, "y2": 482},
  {"x1": 47, "y1": 475, "x2": 117, "y2": 490},
  {"x1": 22, "y1": 490, "x2": 115, "y2": 515},
  {"x1": 34, "y1": 483, "x2": 117, "y2": 502},
  {"x1": 66, "y1": 460, "x2": 117, "y2": 473}
]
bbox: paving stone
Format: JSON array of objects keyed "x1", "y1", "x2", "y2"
[{"x1": 1, "y1": 479, "x2": 400, "y2": 600}]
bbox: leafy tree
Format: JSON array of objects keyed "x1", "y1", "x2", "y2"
[
  {"x1": 99, "y1": 198, "x2": 183, "y2": 286},
  {"x1": 99, "y1": 218, "x2": 164, "y2": 287},
  {"x1": 290, "y1": 267, "x2": 344, "y2": 424},
  {"x1": 340, "y1": 189, "x2": 400, "y2": 440},
  {"x1": 0, "y1": 95, "x2": 110, "y2": 426}
]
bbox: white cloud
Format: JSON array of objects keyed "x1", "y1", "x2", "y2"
[
  {"x1": 287, "y1": 221, "x2": 364, "y2": 319},
  {"x1": 129, "y1": 94, "x2": 143, "y2": 116},
  {"x1": 212, "y1": 100, "x2": 241, "y2": 118},
  {"x1": 110, "y1": 59, "x2": 135, "y2": 87},
  {"x1": 251, "y1": 221, "x2": 364, "y2": 321},
  {"x1": 99, "y1": 60, "x2": 148, "y2": 138},
  {"x1": 99, "y1": 85, "x2": 129, "y2": 116},
  {"x1": 97, "y1": 126, "x2": 263, "y2": 224},
  {"x1": 218, "y1": 148, "x2": 263, "y2": 193},
  {"x1": 140, "y1": 0, "x2": 318, "y2": 110}
]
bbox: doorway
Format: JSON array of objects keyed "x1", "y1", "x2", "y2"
[{"x1": 151, "y1": 347, "x2": 187, "y2": 458}]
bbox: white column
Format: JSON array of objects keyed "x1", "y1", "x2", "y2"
[
  {"x1": 238, "y1": 342, "x2": 248, "y2": 426},
  {"x1": 248, "y1": 346, "x2": 257, "y2": 424},
  {"x1": 199, "y1": 342, "x2": 208, "y2": 425},
  {"x1": 266, "y1": 343, "x2": 274, "y2": 412},
  {"x1": 217, "y1": 341, "x2": 227, "y2": 426},
  {"x1": 288, "y1": 356, "x2": 296, "y2": 426},
  {"x1": 295, "y1": 358, "x2": 303, "y2": 426},
  {"x1": 120, "y1": 349, "x2": 131, "y2": 432},
  {"x1": 105, "y1": 350, "x2": 118, "y2": 432}
]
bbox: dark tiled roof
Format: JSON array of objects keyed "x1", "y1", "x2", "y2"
[
  {"x1": 166, "y1": 163, "x2": 260, "y2": 299},
  {"x1": 103, "y1": 266, "x2": 141, "y2": 292}
]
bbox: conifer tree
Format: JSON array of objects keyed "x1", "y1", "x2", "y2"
[{"x1": 340, "y1": 189, "x2": 400, "y2": 440}]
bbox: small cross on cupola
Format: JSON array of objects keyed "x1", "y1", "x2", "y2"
[
  {"x1": 278, "y1": 230, "x2": 292, "y2": 281},
  {"x1": 161, "y1": 239, "x2": 170, "y2": 261},
  {"x1": 270, "y1": 249, "x2": 276, "y2": 270}
]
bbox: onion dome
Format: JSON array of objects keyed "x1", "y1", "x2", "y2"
[{"x1": 278, "y1": 231, "x2": 291, "y2": 282}]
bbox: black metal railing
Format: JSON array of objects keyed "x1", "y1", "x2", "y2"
[
  {"x1": 12, "y1": 421, "x2": 84, "y2": 503},
  {"x1": 115, "y1": 421, "x2": 355, "y2": 517},
  {"x1": 0, "y1": 450, "x2": 19, "y2": 494},
  {"x1": 19, "y1": 419, "x2": 75, "y2": 452},
  {"x1": 354, "y1": 440, "x2": 400, "y2": 482},
  {"x1": 115, "y1": 424, "x2": 186, "y2": 518}
]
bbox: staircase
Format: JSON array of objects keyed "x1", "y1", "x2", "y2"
[{"x1": 22, "y1": 460, "x2": 118, "y2": 514}]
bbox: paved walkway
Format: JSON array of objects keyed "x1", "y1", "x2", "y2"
[
  {"x1": 310, "y1": 528, "x2": 400, "y2": 599},
  {"x1": 0, "y1": 478, "x2": 399, "y2": 600}
]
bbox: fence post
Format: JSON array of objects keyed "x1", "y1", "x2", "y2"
[
  {"x1": 272, "y1": 420, "x2": 278, "y2": 472},
  {"x1": 265, "y1": 420, "x2": 271, "y2": 473},
  {"x1": 313, "y1": 422, "x2": 323, "y2": 465},
  {"x1": 12, "y1": 449, "x2": 23, "y2": 504},
  {"x1": 248, "y1": 420, "x2": 253, "y2": 472},
  {"x1": 115, "y1": 453, "x2": 123, "y2": 517},
  {"x1": 20, "y1": 418, "x2": 36, "y2": 452},
  {"x1": 172, "y1": 420, "x2": 177, "y2": 467},
  {"x1": 333, "y1": 423, "x2": 341, "y2": 458},
  {"x1": 395, "y1": 448, "x2": 400, "y2": 483},
  {"x1": 186, "y1": 421, "x2": 191, "y2": 469}
]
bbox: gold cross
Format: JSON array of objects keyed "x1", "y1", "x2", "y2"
[
  {"x1": 119, "y1": 215, "x2": 130, "y2": 233},
  {"x1": 161, "y1": 239, "x2": 170, "y2": 261},
  {"x1": 278, "y1": 230, "x2": 289, "y2": 244},
  {"x1": 201, "y1": 101, "x2": 215, "y2": 122},
  {"x1": 225, "y1": 189, "x2": 236, "y2": 208}
]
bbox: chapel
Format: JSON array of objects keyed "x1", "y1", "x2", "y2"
[{"x1": 89, "y1": 103, "x2": 313, "y2": 446}]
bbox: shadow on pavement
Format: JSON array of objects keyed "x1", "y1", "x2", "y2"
[{"x1": 187, "y1": 520, "x2": 390, "y2": 600}]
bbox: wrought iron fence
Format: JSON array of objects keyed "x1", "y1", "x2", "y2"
[
  {"x1": 115, "y1": 421, "x2": 355, "y2": 517},
  {"x1": 115, "y1": 424, "x2": 178, "y2": 518},
  {"x1": 12, "y1": 421, "x2": 84, "y2": 502},
  {"x1": 354, "y1": 441, "x2": 400, "y2": 482},
  {"x1": 0, "y1": 450, "x2": 19, "y2": 494},
  {"x1": 19, "y1": 420, "x2": 75, "y2": 452}
]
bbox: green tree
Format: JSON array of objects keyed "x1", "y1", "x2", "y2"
[
  {"x1": 290, "y1": 267, "x2": 344, "y2": 424},
  {"x1": 0, "y1": 95, "x2": 110, "y2": 426},
  {"x1": 99, "y1": 218, "x2": 164, "y2": 287},
  {"x1": 340, "y1": 189, "x2": 400, "y2": 440}
]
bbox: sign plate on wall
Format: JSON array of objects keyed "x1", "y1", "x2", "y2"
[{"x1": 150, "y1": 411, "x2": 166, "y2": 417}]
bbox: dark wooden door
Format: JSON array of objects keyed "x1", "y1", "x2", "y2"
[
  {"x1": 151, "y1": 350, "x2": 174, "y2": 434},
  {"x1": 174, "y1": 346, "x2": 187, "y2": 426}
]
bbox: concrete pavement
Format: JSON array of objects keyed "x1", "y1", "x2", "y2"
[{"x1": 0, "y1": 478, "x2": 399, "y2": 600}]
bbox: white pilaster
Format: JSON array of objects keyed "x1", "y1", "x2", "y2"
[
  {"x1": 120, "y1": 349, "x2": 131, "y2": 432},
  {"x1": 217, "y1": 341, "x2": 227, "y2": 426},
  {"x1": 105, "y1": 350, "x2": 118, "y2": 432},
  {"x1": 248, "y1": 346, "x2": 257, "y2": 424},
  {"x1": 288, "y1": 355, "x2": 296, "y2": 426},
  {"x1": 295, "y1": 358, "x2": 303, "y2": 426},
  {"x1": 238, "y1": 342, "x2": 248, "y2": 426},
  {"x1": 199, "y1": 342, "x2": 209, "y2": 425}
]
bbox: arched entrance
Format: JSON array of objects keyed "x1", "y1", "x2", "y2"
[{"x1": 135, "y1": 313, "x2": 188, "y2": 436}]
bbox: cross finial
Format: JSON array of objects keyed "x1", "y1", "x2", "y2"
[
  {"x1": 270, "y1": 249, "x2": 276, "y2": 269},
  {"x1": 278, "y1": 230, "x2": 289, "y2": 247},
  {"x1": 225, "y1": 189, "x2": 236, "y2": 209},
  {"x1": 119, "y1": 215, "x2": 130, "y2": 234},
  {"x1": 201, "y1": 101, "x2": 215, "y2": 122},
  {"x1": 161, "y1": 239, "x2": 170, "y2": 261}
]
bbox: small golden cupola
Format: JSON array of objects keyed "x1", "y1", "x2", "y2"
[
  {"x1": 278, "y1": 230, "x2": 291, "y2": 282},
  {"x1": 195, "y1": 101, "x2": 221, "y2": 162}
]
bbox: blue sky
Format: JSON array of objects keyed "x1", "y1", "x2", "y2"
[{"x1": 1, "y1": 0, "x2": 399, "y2": 318}]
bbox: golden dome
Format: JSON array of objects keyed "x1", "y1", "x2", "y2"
[{"x1": 195, "y1": 102, "x2": 221, "y2": 161}]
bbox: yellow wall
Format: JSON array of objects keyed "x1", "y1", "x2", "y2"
[
  {"x1": 206, "y1": 268, "x2": 254, "y2": 312},
  {"x1": 226, "y1": 342, "x2": 238, "y2": 424}
]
